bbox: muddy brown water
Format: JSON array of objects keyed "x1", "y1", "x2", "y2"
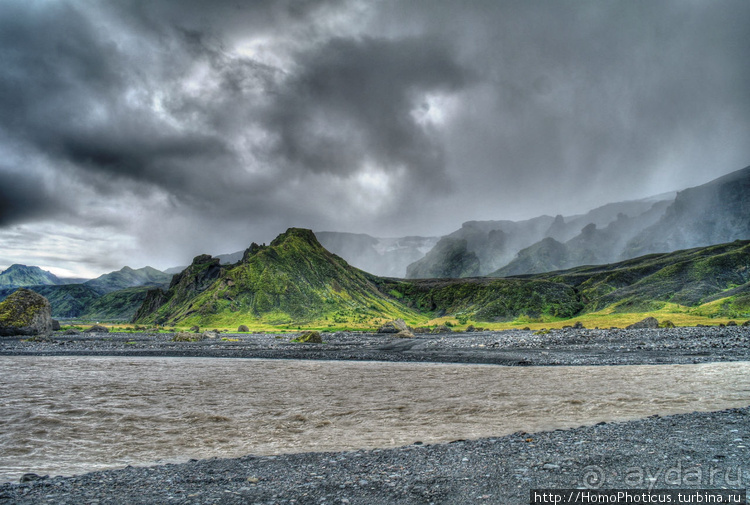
[{"x1": 1, "y1": 356, "x2": 749, "y2": 482}]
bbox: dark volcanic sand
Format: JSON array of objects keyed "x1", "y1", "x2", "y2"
[{"x1": 1, "y1": 326, "x2": 748, "y2": 504}]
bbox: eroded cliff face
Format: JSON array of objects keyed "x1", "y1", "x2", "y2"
[{"x1": 625, "y1": 166, "x2": 750, "y2": 258}]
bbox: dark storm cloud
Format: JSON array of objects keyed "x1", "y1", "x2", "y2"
[
  {"x1": 265, "y1": 35, "x2": 469, "y2": 188},
  {"x1": 0, "y1": 170, "x2": 67, "y2": 227},
  {"x1": 1, "y1": 0, "x2": 749, "y2": 275}
]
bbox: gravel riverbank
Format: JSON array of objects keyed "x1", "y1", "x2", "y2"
[
  {"x1": 1, "y1": 325, "x2": 750, "y2": 366},
  {"x1": 1, "y1": 326, "x2": 748, "y2": 504}
]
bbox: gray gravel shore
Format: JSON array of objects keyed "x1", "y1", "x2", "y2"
[
  {"x1": 1, "y1": 326, "x2": 749, "y2": 504},
  {"x1": 1, "y1": 325, "x2": 749, "y2": 366}
]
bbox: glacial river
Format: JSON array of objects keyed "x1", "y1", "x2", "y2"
[{"x1": 1, "y1": 356, "x2": 749, "y2": 483}]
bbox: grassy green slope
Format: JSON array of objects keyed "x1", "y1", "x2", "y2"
[
  {"x1": 80, "y1": 286, "x2": 156, "y2": 321},
  {"x1": 374, "y1": 277, "x2": 582, "y2": 322},
  {"x1": 528, "y1": 240, "x2": 750, "y2": 315}
]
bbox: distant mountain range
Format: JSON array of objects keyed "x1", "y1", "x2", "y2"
[
  {"x1": 0, "y1": 265, "x2": 173, "y2": 320},
  {"x1": 133, "y1": 227, "x2": 750, "y2": 327}
]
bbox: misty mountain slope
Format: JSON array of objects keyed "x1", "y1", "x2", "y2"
[
  {"x1": 405, "y1": 238, "x2": 480, "y2": 279},
  {"x1": 0, "y1": 265, "x2": 64, "y2": 288},
  {"x1": 625, "y1": 166, "x2": 750, "y2": 258},
  {"x1": 494, "y1": 201, "x2": 672, "y2": 276},
  {"x1": 84, "y1": 266, "x2": 172, "y2": 294},
  {"x1": 407, "y1": 193, "x2": 675, "y2": 278},
  {"x1": 491, "y1": 167, "x2": 750, "y2": 277},
  {"x1": 316, "y1": 232, "x2": 438, "y2": 278}
]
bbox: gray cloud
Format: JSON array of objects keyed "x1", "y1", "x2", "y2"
[
  {"x1": 0, "y1": 0, "x2": 749, "y2": 275},
  {"x1": 0, "y1": 170, "x2": 68, "y2": 227}
]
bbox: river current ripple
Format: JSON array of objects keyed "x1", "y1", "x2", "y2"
[{"x1": 1, "y1": 357, "x2": 749, "y2": 482}]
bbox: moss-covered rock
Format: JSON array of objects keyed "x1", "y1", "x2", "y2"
[
  {"x1": 237, "y1": 324, "x2": 250, "y2": 332},
  {"x1": 292, "y1": 330, "x2": 322, "y2": 343},
  {"x1": 0, "y1": 288, "x2": 53, "y2": 337}
]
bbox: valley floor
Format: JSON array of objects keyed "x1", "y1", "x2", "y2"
[{"x1": 1, "y1": 327, "x2": 749, "y2": 504}]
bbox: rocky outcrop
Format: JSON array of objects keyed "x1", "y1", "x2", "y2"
[{"x1": 0, "y1": 288, "x2": 53, "y2": 337}]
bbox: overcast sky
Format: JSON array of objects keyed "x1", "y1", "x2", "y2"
[{"x1": 1, "y1": 0, "x2": 749, "y2": 278}]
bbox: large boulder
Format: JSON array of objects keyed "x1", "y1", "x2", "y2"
[
  {"x1": 377, "y1": 319, "x2": 409, "y2": 333},
  {"x1": 626, "y1": 317, "x2": 659, "y2": 330},
  {"x1": 0, "y1": 288, "x2": 53, "y2": 337}
]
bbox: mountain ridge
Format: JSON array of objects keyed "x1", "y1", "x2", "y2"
[{"x1": 132, "y1": 228, "x2": 750, "y2": 327}]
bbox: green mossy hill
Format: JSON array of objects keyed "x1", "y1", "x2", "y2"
[
  {"x1": 80, "y1": 286, "x2": 156, "y2": 321},
  {"x1": 0, "y1": 288, "x2": 53, "y2": 336},
  {"x1": 530, "y1": 240, "x2": 750, "y2": 314},
  {"x1": 376, "y1": 277, "x2": 582, "y2": 322},
  {"x1": 133, "y1": 228, "x2": 416, "y2": 326}
]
